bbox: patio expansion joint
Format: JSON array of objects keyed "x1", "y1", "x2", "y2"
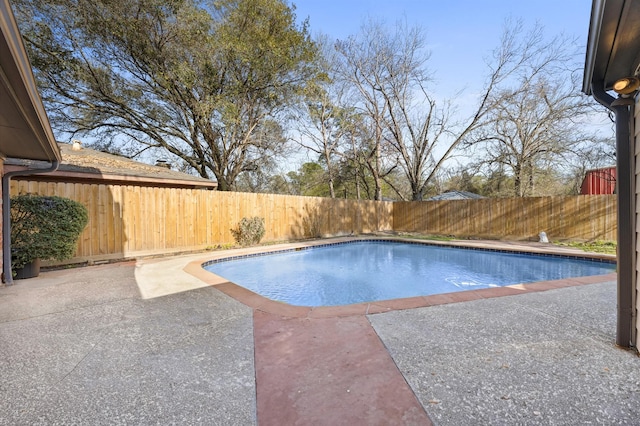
[
  {"x1": 0, "y1": 295, "x2": 138, "y2": 325},
  {"x1": 57, "y1": 342, "x2": 97, "y2": 386}
]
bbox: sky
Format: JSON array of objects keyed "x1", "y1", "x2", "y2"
[
  {"x1": 292, "y1": 0, "x2": 594, "y2": 97},
  {"x1": 293, "y1": 0, "x2": 593, "y2": 40},
  {"x1": 286, "y1": 1, "x2": 611, "y2": 170}
]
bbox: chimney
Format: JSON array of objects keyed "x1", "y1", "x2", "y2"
[
  {"x1": 71, "y1": 139, "x2": 82, "y2": 151},
  {"x1": 155, "y1": 159, "x2": 171, "y2": 169}
]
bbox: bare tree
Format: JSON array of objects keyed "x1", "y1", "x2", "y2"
[
  {"x1": 340, "y1": 111, "x2": 382, "y2": 199},
  {"x1": 565, "y1": 135, "x2": 616, "y2": 194},
  {"x1": 291, "y1": 36, "x2": 349, "y2": 198},
  {"x1": 334, "y1": 19, "x2": 560, "y2": 201},
  {"x1": 336, "y1": 20, "x2": 444, "y2": 201},
  {"x1": 334, "y1": 21, "x2": 399, "y2": 200},
  {"x1": 464, "y1": 23, "x2": 602, "y2": 197}
]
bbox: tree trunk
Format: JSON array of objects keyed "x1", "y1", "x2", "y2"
[
  {"x1": 217, "y1": 178, "x2": 231, "y2": 191},
  {"x1": 373, "y1": 140, "x2": 382, "y2": 201},
  {"x1": 514, "y1": 165, "x2": 524, "y2": 197}
]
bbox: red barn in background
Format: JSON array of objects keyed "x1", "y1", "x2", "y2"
[{"x1": 580, "y1": 166, "x2": 616, "y2": 195}]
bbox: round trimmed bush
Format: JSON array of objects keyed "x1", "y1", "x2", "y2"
[{"x1": 10, "y1": 194, "x2": 89, "y2": 271}]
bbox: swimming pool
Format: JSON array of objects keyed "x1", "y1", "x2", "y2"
[{"x1": 203, "y1": 240, "x2": 616, "y2": 307}]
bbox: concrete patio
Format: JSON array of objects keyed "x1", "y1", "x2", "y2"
[{"x1": 0, "y1": 240, "x2": 637, "y2": 425}]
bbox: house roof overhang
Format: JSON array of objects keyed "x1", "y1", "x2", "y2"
[
  {"x1": 3, "y1": 164, "x2": 219, "y2": 189},
  {"x1": 0, "y1": 0, "x2": 60, "y2": 162},
  {"x1": 4, "y1": 143, "x2": 218, "y2": 189},
  {"x1": 583, "y1": 0, "x2": 640, "y2": 95}
]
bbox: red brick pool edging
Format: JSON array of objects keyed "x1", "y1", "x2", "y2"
[{"x1": 182, "y1": 238, "x2": 617, "y2": 318}]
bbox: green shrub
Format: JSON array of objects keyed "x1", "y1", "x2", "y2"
[
  {"x1": 11, "y1": 194, "x2": 89, "y2": 270},
  {"x1": 231, "y1": 217, "x2": 265, "y2": 247}
]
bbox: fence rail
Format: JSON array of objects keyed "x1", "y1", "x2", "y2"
[{"x1": 10, "y1": 180, "x2": 617, "y2": 265}]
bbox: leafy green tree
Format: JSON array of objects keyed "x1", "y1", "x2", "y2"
[
  {"x1": 287, "y1": 162, "x2": 331, "y2": 197},
  {"x1": 442, "y1": 168, "x2": 487, "y2": 196},
  {"x1": 15, "y1": 0, "x2": 318, "y2": 190}
]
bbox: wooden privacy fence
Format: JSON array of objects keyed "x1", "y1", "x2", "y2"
[
  {"x1": 393, "y1": 195, "x2": 617, "y2": 241},
  {"x1": 10, "y1": 181, "x2": 617, "y2": 265},
  {"x1": 10, "y1": 180, "x2": 393, "y2": 263}
]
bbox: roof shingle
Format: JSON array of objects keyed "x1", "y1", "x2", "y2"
[{"x1": 6, "y1": 142, "x2": 217, "y2": 189}]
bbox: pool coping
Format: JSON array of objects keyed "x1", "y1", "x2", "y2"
[{"x1": 183, "y1": 236, "x2": 618, "y2": 318}]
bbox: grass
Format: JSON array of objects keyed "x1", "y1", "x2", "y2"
[
  {"x1": 554, "y1": 240, "x2": 617, "y2": 255},
  {"x1": 399, "y1": 232, "x2": 618, "y2": 255},
  {"x1": 205, "y1": 243, "x2": 235, "y2": 251},
  {"x1": 395, "y1": 232, "x2": 456, "y2": 242},
  {"x1": 209, "y1": 234, "x2": 617, "y2": 255}
]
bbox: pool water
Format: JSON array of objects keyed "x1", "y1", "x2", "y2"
[{"x1": 204, "y1": 241, "x2": 616, "y2": 307}]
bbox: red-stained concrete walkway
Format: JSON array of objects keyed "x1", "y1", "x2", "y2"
[{"x1": 253, "y1": 311, "x2": 433, "y2": 425}]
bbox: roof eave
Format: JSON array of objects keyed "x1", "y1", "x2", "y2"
[
  {"x1": 0, "y1": 0, "x2": 60, "y2": 162},
  {"x1": 583, "y1": 0, "x2": 640, "y2": 96},
  {"x1": 583, "y1": 0, "x2": 607, "y2": 94},
  {"x1": 3, "y1": 164, "x2": 218, "y2": 189}
]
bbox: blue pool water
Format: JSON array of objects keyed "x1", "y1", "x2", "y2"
[{"x1": 204, "y1": 241, "x2": 616, "y2": 307}]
